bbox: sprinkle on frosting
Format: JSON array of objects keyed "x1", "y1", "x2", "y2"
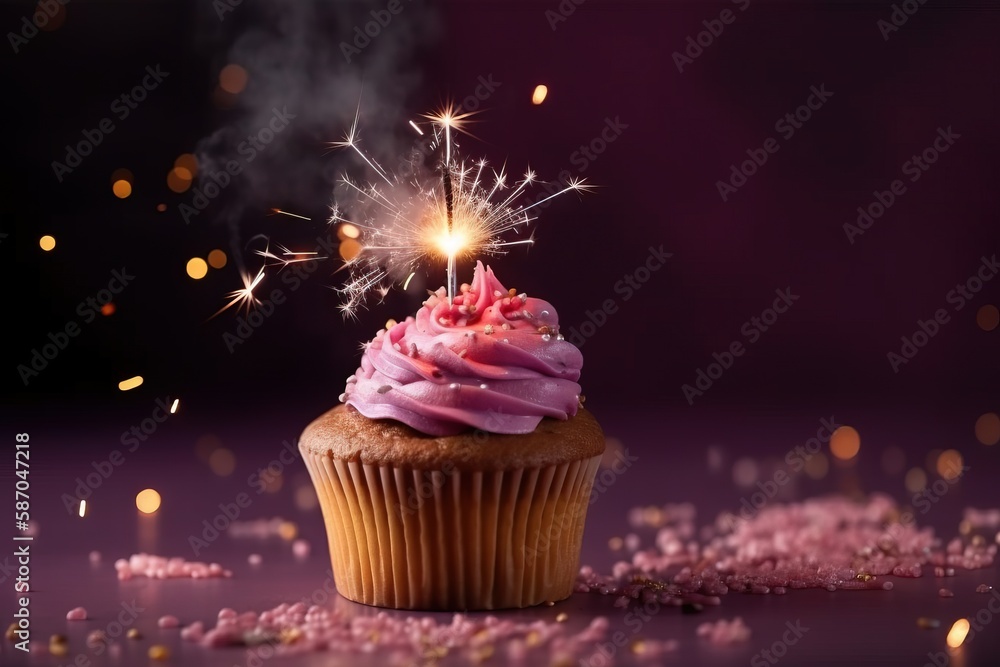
[{"x1": 343, "y1": 261, "x2": 583, "y2": 436}]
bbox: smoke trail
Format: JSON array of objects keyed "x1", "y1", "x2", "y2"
[{"x1": 192, "y1": 0, "x2": 441, "y2": 261}]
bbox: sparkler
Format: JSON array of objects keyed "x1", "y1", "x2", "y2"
[{"x1": 330, "y1": 102, "x2": 590, "y2": 315}]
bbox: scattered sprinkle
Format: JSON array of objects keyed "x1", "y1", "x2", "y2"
[
  {"x1": 65, "y1": 607, "x2": 87, "y2": 621},
  {"x1": 158, "y1": 615, "x2": 180, "y2": 629}
]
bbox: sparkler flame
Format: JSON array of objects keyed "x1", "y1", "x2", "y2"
[{"x1": 330, "y1": 103, "x2": 590, "y2": 316}]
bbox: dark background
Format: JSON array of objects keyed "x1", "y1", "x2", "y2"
[{"x1": 4, "y1": 0, "x2": 999, "y2": 435}]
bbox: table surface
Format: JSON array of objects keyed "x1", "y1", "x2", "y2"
[{"x1": 2, "y1": 403, "x2": 998, "y2": 666}]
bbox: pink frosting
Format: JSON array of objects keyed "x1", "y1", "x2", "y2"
[{"x1": 343, "y1": 261, "x2": 583, "y2": 436}]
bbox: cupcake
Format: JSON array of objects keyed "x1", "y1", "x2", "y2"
[{"x1": 300, "y1": 261, "x2": 604, "y2": 610}]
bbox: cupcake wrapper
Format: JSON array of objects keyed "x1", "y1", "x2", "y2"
[{"x1": 302, "y1": 449, "x2": 602, "y2": 610}]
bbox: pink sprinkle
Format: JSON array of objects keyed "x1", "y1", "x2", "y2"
[
  {"x1": 976, "y1": 584, "x2": 993, "y2": 593},
  {"x1": 113, "y1": 553, "x2": 231, "y2": 581},
  {"x1": 66, "y1": 607, "x2": 88, "y2": 621},
  {"x1": 938, "y1": 588, "x2": 954, "y2": 598},
  {"x1": 180, "y1": 622, "x2": 204, "y2": 642},
  {"x1": 157, "y1": 615, "x2": 180, "y2": 629},
  {"x1": 248, "y1": 554, "x2": 262, "y2": 566}
]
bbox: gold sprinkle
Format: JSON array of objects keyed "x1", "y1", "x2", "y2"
[
  {"x1": 279, "y1": 628, "x2": 303, "y2": 645},
  {"x1": 148, "y1": 645, "x2": 170, "y2": 661},
  {"x1": 556, "y1": 612, "x2": 568, "y2": 622},
  {"x1": 525, "y1": 631, "x2": 541, "y2": 647},
  {"x1": 49, "y1": 634, "x2": 67, "y2": 645},
  {"x1": 385, "y1": 319, "x2": 397, "y2": 329},
  {"x1": 856, "y1": 573, "x2": 874, "y2": 582},
  {"x1": 946, "y1": 619, "x2": 971, "y2": 648},
  {"x1": 127, "y1": 628, "x2": 143, "y2": 640},
  {"x1": 49, "y1": 642, "x2": 68, "y2": 657},
  {"x1": 630, "y1": 639, "x2": 647, "y2": 655}
]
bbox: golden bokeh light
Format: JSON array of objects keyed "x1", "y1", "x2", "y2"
[
  {"x1": 294, "y1": 485, "x2": 318, "y2": 511},
  {"x1": 112, "y1": 180, "x2": 132, "y2": 199},
  {"x1": 156, "y1": 203, "x2": 167, "y2": 212},
  {"x1": 977, "y1": 305, "x2": 999, "y2": 331},
  {"x1": 207, "y1": 249, "x2": 228, "y2": 269},
  {"x1": 167, "y1": 168, "x2": 192, "y2": 194},
  {"x1": 219, "y1": 64, "x2": 248, "y2": 94},
  {"x1": 118, "y1": 376, "x2": 144, "y2": 391},
  {"x1": 905, "y1": 467, "x2": 927, "y2": 493},
  {"x1": 531, "y1": 84, "x2": 549, "y2": 105},
  {"x1": 186, "y1": 257, "x2": 209, "y2": 280},
  {"x1": 101, "y1": 303, "x2": 115, "y2": 316},
  {"x1": 39, "y1": 235, "x2": 56, "y2": 251},
  {"x1": 278, "y1": 521, "x2": 298, "y2": 541},
  {"x1": 338, "y1": 223, "x2": 361, "y2": 240},
  {"x1": 209, "y1": 448, "x2": 236, "y2": 476},
  {"x1": 38, "y1": 1, "x2": 67, "y2": 31},
  {"x1": 946, "y1": 618, "x2": 970, "y2": 649},
  {"x1": 135, "y1": 489, "x2": 162, "y2": 514},
  {"x1": 174, "y1": 153, "x2": 198, "y2": 177},
  {"x1": 830, "y1": 426, "x2": 861, "y2": 461},
  {"x1": 936, "y1": 449, "x2": 964, "y2": 480},
  {"x1": 975, "y1": 412, "x2": 1000, "y2": 445},
  {"x1": 262, "y1": 472, "x2": 284, "y2": 494},
  {"x1": 338, "y1": 238, "x2": 362, "y2": 262}
]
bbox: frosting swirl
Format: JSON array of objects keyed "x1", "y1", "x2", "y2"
[{"x1": 343, "y1": 261, "x2": 583, "y2": 436}]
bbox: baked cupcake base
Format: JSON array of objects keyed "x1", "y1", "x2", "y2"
[{"x1": 300, "y1": 405, "x2": 604, "y2": 610}]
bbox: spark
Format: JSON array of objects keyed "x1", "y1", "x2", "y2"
[
  {"x1": 269, "y1": 208, "x2": 312, "y2": 221},
  {"x1": 408, "y1": 120, "x2": 424, "y2": 135},
  {"x1": 79, "y1": 500, "x2": 87, "y2": 518},
  {"x1": 212, "y1": 266, "x2": 265, "y2": 319},
  {"x1": 330, "y1": 102, "x2": 588, "y2": 314}
]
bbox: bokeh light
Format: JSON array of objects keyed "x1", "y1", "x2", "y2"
[
  {"x1": 118, "y1": 376, "x2": 144, "y2": 391},
  {"x1": 338, "y1": 238, "x2": 362, "y2": 262},
  {"x1": 278, "y1": 521, "x2": 298, "y2": 541},
  {"x1": 830, "y1": 426, "x2": 861, "y2": 461},
  {"x1": 338, "y1": 223, "x2": 361, "y2": 240},
  {"x1": 37, "y1": 1, "x2": 67, "y2": 31},
  {"x1": 976, "y1": 305, "x2": 999, "y2": 331},
  {"x1": 975, "y1": 412, "x2": 1000, "y2": 445},
  {"x1": 207, "y1": 249, "x2": 228, "y2": 269},
  {"x1": 39, "y1": 235, "x2": 56, "y2": 251},
  {"x1": 167, "y1": 168, "x2": 192, "y2": 193},
  {"x1": 532, "y1": 84, "x2": 548, "y2": 105},
  {"x1": 219, "y1": 64, "x2": 248, "y2": 94},
  {"x1": 112, "y1": 180, "x2": 132, "y2": 199},
  {"x1": 294, "y1": 485, "x2": 318, "y2": 511},
  {"x1": 936, "y1": 449, "x2": 964, "y2": 480},
  {"x1": 905, "y1": 467, "x2": 927, "y2": 493},
  {"x1": 101, "y1": 303, "x2": 116, "y2": 316},
  {"x1": 156, "y1": 203, "x2": 167, "y2": 212},
  {"x1": 174, "y1": 153, "x2": 198, "y2": 177},
  {"x1": 209, "y1": 448, "x2": 236, "y2": 476},
  {"x1": 135, "y1": 489, "x2": 161, "y2": 514},
  {"x1": 946, "y1": 618, "x2": 970, "y2": 649},
  {"x1": 731, "y1": 457, "x2": 758, "y2": 487},
  {"x1": 186, "y1": 257, "x2": 209, "y2": 280}
]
